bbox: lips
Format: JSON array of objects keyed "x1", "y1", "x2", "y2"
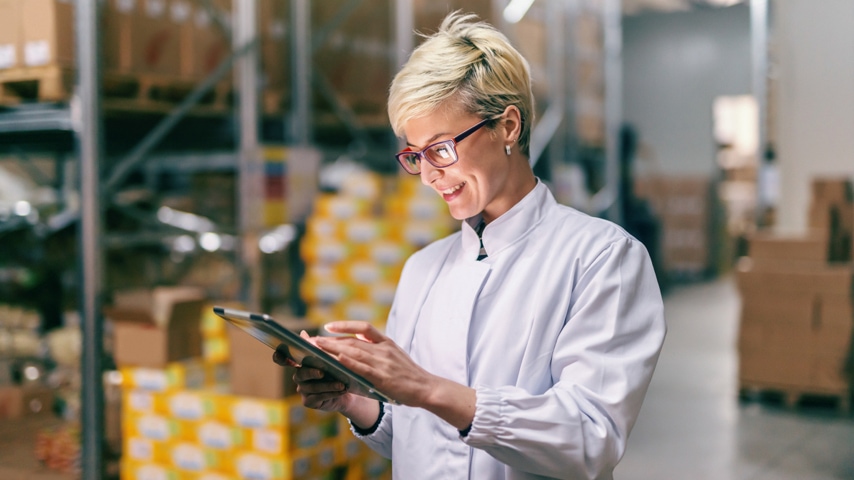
[{"x1": 439, "y1": 182, "x2": 465, "y2": 202}]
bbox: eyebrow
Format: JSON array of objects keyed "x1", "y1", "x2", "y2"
[{"x1": 406, "y1": 131, "x2": 452, "y2": 148}]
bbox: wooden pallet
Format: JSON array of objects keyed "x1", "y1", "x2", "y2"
[
  {"x1": 0, "y1": 65, "x2": 74, "y2": 104},
  {"x1": 0, "y1": 65, "x2": 232, "y2": 113},
  {"x1": 739, "y1": 382, "x2": 852, "y2": 415}
]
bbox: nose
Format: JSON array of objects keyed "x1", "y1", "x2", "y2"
[{"x1": 419, "y1": 159, "x2": 441, "y2": 185}]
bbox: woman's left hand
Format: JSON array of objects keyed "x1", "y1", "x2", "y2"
[{"x1": 314, "y1": 321, "x2": 435, "y2": 407}]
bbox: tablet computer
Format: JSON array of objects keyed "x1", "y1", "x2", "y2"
[{"x1": 213, "y1": 306, "x2": 395, "y2": 404}]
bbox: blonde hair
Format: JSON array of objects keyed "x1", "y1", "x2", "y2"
[{"x1": 388, "y1": 12, "x2": 535, "y2": 157}]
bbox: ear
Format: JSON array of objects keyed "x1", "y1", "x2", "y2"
[{"x1": 500, "y1": 105, "x2": 522, "y2": 145}]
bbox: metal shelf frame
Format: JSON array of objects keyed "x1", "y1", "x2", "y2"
[{"x1": 0, "y1": 1, "x2": 628, "y2": 477}]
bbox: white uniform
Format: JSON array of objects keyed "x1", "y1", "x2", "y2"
[{"x1": 355, "y1": 181, "x2": 666, "y2": 479}]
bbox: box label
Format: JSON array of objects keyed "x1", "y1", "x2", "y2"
[
  {"x1": 0, "y1": 45, "x2": 15, "y2": 69},
  {"x1": 25, "y1": 41, "x2": 50, "y2": 67}
]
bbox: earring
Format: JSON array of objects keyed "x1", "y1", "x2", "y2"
[{"x1": 505, "y1": 145, "x2": 512, "y2": 156}]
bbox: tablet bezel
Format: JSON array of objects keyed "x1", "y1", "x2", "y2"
[{"x1": 213, "y1": 306, "x2": 395, "y2": 404}]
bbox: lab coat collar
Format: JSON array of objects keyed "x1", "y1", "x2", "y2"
[{"x1": 462, "y1": 179, "x2": 552, "y2": 260}]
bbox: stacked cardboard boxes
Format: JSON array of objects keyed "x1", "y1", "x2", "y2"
[
  {"x1": 635, "y1": 175, "x2": 714, "y2": 278},
  {"x1": 300, "y1": 172, "x2": 455, "y2": 328},
  {"x1": 737, "y1": 177, "x2": 854, "y2": 410},
  {"x1": 0, "y1": 0, "x2": 231, "y2": 103}
]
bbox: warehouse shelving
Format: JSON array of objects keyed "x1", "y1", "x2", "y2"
[{"x1": 0, "y1": 1, "x2": 628, "y2": 478}]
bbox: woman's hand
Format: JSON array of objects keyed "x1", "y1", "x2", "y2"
[
  {"x1": 273, "y1": 331, "x2": 380, "y2": 429},
  {"x1": 314, "y1": 321, "x2": 438, "y2": 408}
]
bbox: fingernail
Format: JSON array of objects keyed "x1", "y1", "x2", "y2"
[{"x1": 324, "y1": 322, "x2": 339, "y2": 331}]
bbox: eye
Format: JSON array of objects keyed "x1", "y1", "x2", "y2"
[{"x1": 430, "y1": 144, "x2": 453, "y2": 159}]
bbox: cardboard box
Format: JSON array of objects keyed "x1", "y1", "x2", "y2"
[
  {"x1": 106, "y1": 286, "x2": 206, "y2": 368},
  {"x1": 0, "y1": 386, "x2": 54, "y2": 419},
  {"x1": 133, "y1": 0, "x2": 181, "y2": 76},
  {"x1": 227, "y1": 323, "x2": 298, "y2": 399},
  {"x1": 0, "y1": 0, "x2": 21, "y2": 70},
  {"x1": 811, "y1": 177, "x2": 853, "y2": 204},
  {"x1": 20, "y1": 0, "x2": 74, "y2": 68},
  {"x1": 748, "y1": 232, "x2": 828, "y2": 263},
  {"x1": 102, "y1": 0, "x2": 137, "y2": 73},
  {"x1": 736, "y1": 263, "x2": 854, "y2": 297},
  {"x1": 738, "y1": 350, "x2": 810, "y2": 387},
  {"x1": 190, "y1": 0, "x2": 230, "y2": 80}
]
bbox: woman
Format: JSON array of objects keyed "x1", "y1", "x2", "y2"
[{"x1": 276, "y1": 12, "x2": 666, "y2": 480}]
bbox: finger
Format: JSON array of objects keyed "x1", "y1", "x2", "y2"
[
  {"x1": 303, "y1": 391, "x2": 346, "y2": 409},
  {"x1": 296, "y1": 380, "x2": 346, "y2": 395},
  {"x1": 273, "y1": 345, "x2": 298, "y2": 367},
  {"x1": 300, "y1": 330, "x2": 310, "y2": 339},
  {"x1": 324, "y1": 321, "x2": 385, "y2": 343},
  {"x1": 293, "y1": 368, "x2": 325, "y2": 382}
]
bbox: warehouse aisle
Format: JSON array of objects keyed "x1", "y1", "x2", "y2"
[{"x1": 615, "y1": 276, "x2": 854, "y2": 480}]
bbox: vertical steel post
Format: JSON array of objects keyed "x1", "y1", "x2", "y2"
[
  {"x1": 751, "y1": 0, "x2": 769, "y2": 226},
  {"x1": 235, "y1": 0, "x2": 262, "y2": 309},
  {"x1": 603, "y1": 0, "x2": 623, "y2": 223},
  {"x1": 291, "y1": 0, "x2": 312, "y2": 145},
  {"x1": 546, "y1": 0, "x2": 566, "y2": 171},
  {"x1": 394, "y1": 0, "x2": 414, "y2": 71},
  {"x1": 74, "y1": 0, "x2": 104, "y2": 478}
]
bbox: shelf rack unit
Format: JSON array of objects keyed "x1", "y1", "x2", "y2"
[{"x1": 0, "y1": 1, "x2": 629, "y2": 478}]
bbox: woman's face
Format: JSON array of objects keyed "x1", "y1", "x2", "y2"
[{"x1": 402, "y1": 105, "x2": 530, "y2": 223}]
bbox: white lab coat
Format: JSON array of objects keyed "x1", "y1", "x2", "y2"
[{"x1": 354, "y1": 181, "x2": 666, "y2": 479}]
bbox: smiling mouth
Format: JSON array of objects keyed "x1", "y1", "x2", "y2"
[{"x1": 440, "y1": 183, "x2": 465, "y2": 195}]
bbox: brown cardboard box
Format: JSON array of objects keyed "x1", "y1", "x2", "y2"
[
  {"x1": 748, "y1": 232, "x2": 828, "y2": 263},
  {"x1": 20, "y1": 0, "x2": 74, "y2": 68},
  {"x1": 0, "y1": 0, "x2": 22, "y2": 70},
  {"x1": 809, "y1": 356, "x2": 851, "y2": 391},
  {"x1": 133, "y1": 0, "x2": 181, "y2": 76},
  {"x1": 105, "y1": 286, "x2": 206, "y2": 368},
  {"x1": 226, "y1": 323, "x2": 297, "y2": 399},
  {"x1": 811, "y1": 177, "x2": 853, "y2": 204},
  {"x1": 736, "y1": 263, "x2": 854, "y2": 297},
  {"x1": 738, "y1": 350, "x2": 810, "y2": 387},
  {"x1": 0, "y1": 386, "x2": 54, "y2": 419},
  {"x1": 103, "y1": 0, "x2": 136, "y2": 73},
  {"x1": 191, "y1": 0, "x2": 230, "y2": 80}
]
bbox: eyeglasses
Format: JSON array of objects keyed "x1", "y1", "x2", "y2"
[{"x1": 395, "y1": 117, "x2": 493, "y2": 175}]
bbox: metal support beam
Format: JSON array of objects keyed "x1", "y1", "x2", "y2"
[
  {"x1": 290, "y1": 0, "x2": 312, "y2": 145},
  {"x1": 235, "y1": 0, "x2": 262, "y2": 309},
  {"x1": 74, "y1": 0, "x2": 104, "y2": 479},
  {"x1": 394, "y1": 0, "x2": 414, "y2": 71},
  {"x1": 751, "y1": 0, "x2": 769, "y2": 226},
  {"x1": 593, "y1": 0, "x2": 622, "y2": 223},
  {"x1": 103, "y1": 39, "x2": 257, "y2": 195}
]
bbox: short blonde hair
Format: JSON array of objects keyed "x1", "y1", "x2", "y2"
[{"x1": 388, "y1": 12, "x2": 535, "y2": 157}]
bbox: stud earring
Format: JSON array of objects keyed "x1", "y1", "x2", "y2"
[{"x1": 505, "y1": 145, "x2": 512, "y2": 155}]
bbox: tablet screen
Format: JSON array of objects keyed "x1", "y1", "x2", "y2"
[{"x1": 213, "y1": 306, "x2": 395, "y2": 404}]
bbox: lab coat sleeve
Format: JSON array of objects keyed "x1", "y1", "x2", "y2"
[
  {"x1": 349, "y1": 402, "x2": 393, "y2": 459},
  {"x1": 462, "y1": 237, "x2": 666, "y2": 479}
]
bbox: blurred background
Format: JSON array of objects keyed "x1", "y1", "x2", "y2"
[{"x1": 0, "y1": 0, "x2": 852, "y2": 479}]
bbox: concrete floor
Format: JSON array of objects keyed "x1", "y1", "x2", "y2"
[{"x1": 615, "y1": 276, "x2": 854, "y2": 480}]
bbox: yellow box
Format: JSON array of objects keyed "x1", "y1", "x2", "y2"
[
  {"x1": 365, "y1": 241, "x2": 412, "y2": 266},
  {"x1": 338, "y1": 434, "x2": 366, "y2": 463},
  {"x1": 231, "y1": 449, "x2": 312, "y2": 480},
  {"x1": 306, "y1": 217, "x2": 344, "y2": 240},
  {"x1": 120, "y1": 359, "x2": 208, "y2": 392},
  {"x1": 246, "y1": 412, "x2": 339, "y2": 455},
  {"x1": 223, "y1": 395, "x2": 306, "y2": 430},
  {"x1": 333, "y1": 301, "x2": 388, "y2": 324},
  {"x1": 123, "y1": 389, "x2": 164, "y2": 416},
  {"x1": 123, "y1": 437, "x2": 159, "y2": 463},
  {"x1": 167, "y1": 441, "x2": 232, "y2": 473},
  {"x1": 299, "y1": 278, "x2": 353, "y2": 304},
  {"x1": 193, "y1": 419, "x2": 247, "y2": 450},
  {"x1": 314, "y1": 194, "x2": 372, "y2": 220},
  {"x1": 123, "y1": 411, "x2": 191, "y2": 442},
  {"x1": 300, "y1": 238, "x2": 355, "y2": 265},
  {"x1": 165, "y1": 390, "x2": 219, "y2": 421},
  {"x1": 120, "y1": 459, "x2": 181, "y2": 480}
]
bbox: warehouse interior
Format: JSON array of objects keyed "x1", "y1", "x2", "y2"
[{"x1": 0, "y1": 0, "x2": 853, "y2": 479}]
